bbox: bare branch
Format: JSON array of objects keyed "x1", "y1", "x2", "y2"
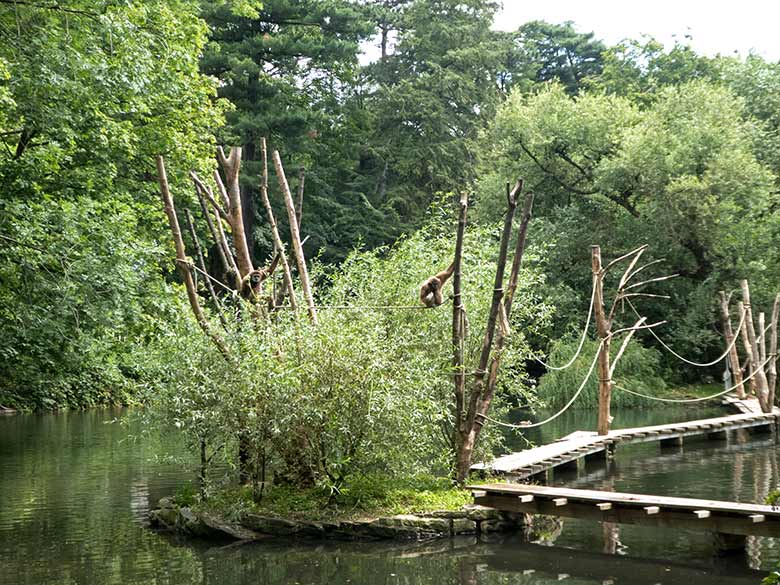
[
  {"x1": 624, "y1": 273, "x2": 680, "y2": 291},
  {"x1": 609, "y1": 317, "x2": 647, "y2": 379},
  {"x1": 602, "y1": 244, "x2": 648, "y2": 274}
]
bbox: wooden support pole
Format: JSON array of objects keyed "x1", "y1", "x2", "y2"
[
  {"x1": 259, "y1": 138, "x2": 297, "y2": 311},
  {"x1": 769, "y1": 293, "x2": 779, "y2": 408},
  {"x1": 156, "y1": 156, "x2": 231, "y2": 362},
  {"x1": 738, "y1": 300, "x2": 757, "y2": 396},
  {"x1": 720, "y1": 291, "x2": 745, "y2": 399},
  {"x1": 741, "y1": 280, "x2": 770, "y2": 412},
  {"x1": 272, "y1": 150, "x2": 318, "y2": 325},
  {"x1": 184, "y1": 209, "x2": 229, "y2": 331},
  {"x1": 295, "y1": 166, "x2": 305, "y2": 229},
  {"x1": 592, "y1": 245, "x2": 613, "y2": 436},
  {"x1": 216, "y1": 146, "x2": 253, "y2": 278},
  {"x1": 452, "y1": 192, "x2": 469, "y2": 453}
]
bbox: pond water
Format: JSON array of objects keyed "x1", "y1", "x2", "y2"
[{"x1": 0, "y1": 406, "x2": 777, "y2": 585}]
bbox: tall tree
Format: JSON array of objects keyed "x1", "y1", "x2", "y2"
[
  {"x1": 510, "y1": 20, "x2": 606, "y2": 95},
  {"x1": 200, "y1": 0, "x2": 377, "y2": 262},
  {"x1": 0, "y1": 0, "x2": 224, "y2": 409},
  {"x1": 363, "y1": 0, "x2": 511, "y2": 220}
]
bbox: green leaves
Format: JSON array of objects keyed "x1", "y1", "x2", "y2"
[{"x1": 0, "y1": 0, "x2": 224, "y2": 409}]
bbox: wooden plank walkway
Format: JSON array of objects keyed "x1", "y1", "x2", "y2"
[
  {"x1": 472, "y1": 396, "x2": 779, "y2": 478},
  {"x1": 468, "y1": 483, "x2": 780, "y2": 538}
]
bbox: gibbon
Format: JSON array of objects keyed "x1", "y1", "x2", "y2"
[{"x1": 419, "y1": 262, "x2": 455, "y2": 308}]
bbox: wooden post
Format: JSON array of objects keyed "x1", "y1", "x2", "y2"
[
  {"x1": 741, "y1": 280, "x2": 770, "y2": 412},
  {"x1": 592, "y1": 245, "x2": 613, "y2": 436},
  {"x1": 191, "y1": 177, "x2": 235, "y2": 285},
  {"x1": 259, "y1": 138, "x2": 297, "y2": 311},
  {"x1": 455, "y1": 181, "x2": 520, "y2": 484},
  {"x1": 760, "y1": 312, "x2": 767, "y2": 365},
  {"x1": 272, "y1": 150, "x2": 318, "y2": 325},
  {"x1": 769, "y1": 294, "x2": 779, "y2": 407},
  {"x1": 295, "y1": 166, "x2": 305, "y2": 229},
  {"x1": 738, "y1": 300, "x2": 756, "y2": 396},
  {"x1": 720, "y1": 291, "x2": 745, "y2": 399},
  {"x1": 156, "y1": 155, "x2": 231, "y2": 362},
  {"x1": 216, "y1": 146, "x2": 254, "y2": 278},
  {"x1": 184, "y1": 209, "x2": 229, "y2": 331},
  {"x1": 452, "y1": 192, "x2": 469, "y2": 455}
]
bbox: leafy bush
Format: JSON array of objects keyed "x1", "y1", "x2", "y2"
[{"x1": 139, "y1": 199, "x2": 552, "y2": 493}]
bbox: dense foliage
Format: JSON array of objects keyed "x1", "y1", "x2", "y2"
[
  {"x1": 0, "y1": 0, "x2": 224, "y2": 409},
  {"x1": 138, "y1": 204, "x2": 550, "y2": 488},
  {"x1": 2, "y1": 0, "x2": 780, "y2": 512}
]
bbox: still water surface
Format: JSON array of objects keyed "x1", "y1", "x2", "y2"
[{"x1": 0, "y1": 406, "x2": 777, "y2": 585}]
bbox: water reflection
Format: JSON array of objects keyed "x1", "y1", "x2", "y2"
[{"x1": 0, "y1": 408, "x2": 779, "y2": 585}]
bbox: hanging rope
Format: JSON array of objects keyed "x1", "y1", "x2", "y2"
[
  {"x1": 534, "y1": 275, "x2": 596, "y2": 371},
  {"x1": 613, "y1": 356, "x2": 774, "y2": 403},
  {"x1": 625, "y1": 297, "x2": 747, "y2": 368},
  {"x1": 479, "y1": 339, "x2": 603, "y2": 430}
]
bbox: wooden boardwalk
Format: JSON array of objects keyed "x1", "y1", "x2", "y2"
[
  {"x1": 468, "y1": 483, "x2": 780, "y2": 540},
  {"x1": 472, "y1": 397, "x2": 779, "y2": 479}
]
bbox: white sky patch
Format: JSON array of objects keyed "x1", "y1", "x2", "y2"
[{"x1": 495, "y1": 0, "x2": 780, "y2": 60}]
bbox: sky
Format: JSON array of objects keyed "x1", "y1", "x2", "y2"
[{"x1": 495, "y1": 0, "x2": 780, "y2": 60}]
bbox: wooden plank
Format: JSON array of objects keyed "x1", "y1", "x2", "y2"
[
  {"x1": 473, "y1": 494, "x2": 780, "y2": 538},
  {"x1": 474, "y1": 399, "x2": 779, "y2": 474},
  {"x1": 468, "y1": 483, "x2": 780, "y2": 518}
]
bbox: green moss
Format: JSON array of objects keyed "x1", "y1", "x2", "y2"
[{"x1": 198, "y1": 475, "x2": 472, "y2": 523}]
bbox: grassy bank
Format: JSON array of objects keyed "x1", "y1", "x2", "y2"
[{"x1": 178, "y1": 476, "x2": 474, "y2": 524}]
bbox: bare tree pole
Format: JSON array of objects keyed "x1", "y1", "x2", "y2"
[
  {"x1": 216, "y1": 146, "x2": 253, "y2": 277},
  {"x1": 592, "y1": 245, "x2": 613, "y2": 436},
  {"x1": 454, "y1": 180, "x2": 521, "y2": 484},
  {"x1": 738, "y1": 300, "x2": 757, "y2": 397},
  {"x1": 476, "y1": 191, "x2": 535, "y2": 423},
  {"x1": 741, "y1": 279, "x2": 770, "y2": 412},
  {"x1": 272, "y1": 150, "x2": 318, "y2": 325},
  {"x1": 760, "y1": 312, "x2": 767, "y2": 365},
  {"x1": 590, "y1": 244, "x2": 668, "y2": 435},
  {"x1": 451, "y1": 192, "x2": 469, "y2": 457},
  {"x1": 191, "y1": 175, "x2": 241, "y2": 289},
  {"x1": 296, "y1": 166, "x2": 305, "y2": 229},
  {"x1": 720, "y1": 291, "x2": 746, "y2": 399},
  {"x1": 768, "y1": 294, "x2": 779, "y2": 407},
  {"x1": 259, "y1": 138, "x2": 297, "y2": 311},
  {"x1": 185, "y1": 209, "x2": 229, "y2": 331},
  {"x1": 155, "y1": 155, "x2": 231, "y2": 362}
]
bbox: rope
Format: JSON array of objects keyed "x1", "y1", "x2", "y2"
[
  {"x1": 534, "y1": 275, "x2": 596, "y2": 371},
  {"x1": 613, "y1": 356, "x2": 774, "y2": 403},
  {"x1": 625, "y1": 297, "x2": 747, "y2": 368},
  {"x1": 183, "y1": 262, "x2": 427, "y2": 311},
  {"x1": 479, "y1": 339, "x2": 603, "y2": 429},
  {"x1": 180, "y1": 260, "x2": 235, "y2": 294}
]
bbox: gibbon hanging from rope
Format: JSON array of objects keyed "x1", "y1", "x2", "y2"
[{"x1": 419, "y1": 262, "x2": 455, "y2": 307}]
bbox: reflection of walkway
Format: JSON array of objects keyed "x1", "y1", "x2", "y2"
[{"x1": 464, "y1": 540, "x2": 765, "y2": 585}]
